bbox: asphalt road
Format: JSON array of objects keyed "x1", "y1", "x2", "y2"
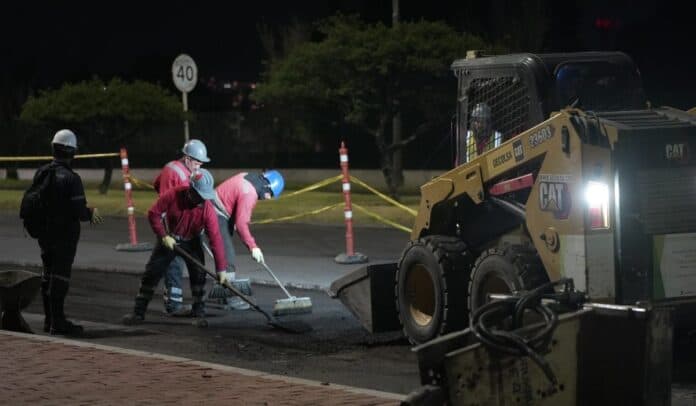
[{"x1": 14, "y1": 264, "x2": 420, "y2": 395}]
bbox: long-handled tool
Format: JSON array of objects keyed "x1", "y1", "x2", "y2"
[
  {"x1": 173, "y1": 245, "x2": 312, "y2": 334},
  {"x1": 259, "y1": 262, "x2": 313, "y2": 316}
]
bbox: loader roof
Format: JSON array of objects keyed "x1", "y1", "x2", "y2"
[{"x1": 451, "y1": 51, "x2": 637, "y2": 75}]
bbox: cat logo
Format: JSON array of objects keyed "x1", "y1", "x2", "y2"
[
  {"x1": 513, "y1": 139, "x2": 524, "y2": 162},
  {"x1": 539, "y1": 182, "x2": 571, "y2": 219},
  {"x1": 665, "y1": 143, "x2": 688, "y2": 162}
]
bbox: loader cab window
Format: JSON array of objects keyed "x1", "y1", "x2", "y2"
[{"x1": 555, "y1": 62, "x2": 646, "y2": 111}]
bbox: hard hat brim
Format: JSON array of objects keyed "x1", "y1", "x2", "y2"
[{"x1": 193, "y1": 187, "x2": 216, "y2": 200}]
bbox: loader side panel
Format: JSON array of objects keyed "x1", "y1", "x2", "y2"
[{"x1": 605, "y1": 110, "x2": 696, "y2": 303}]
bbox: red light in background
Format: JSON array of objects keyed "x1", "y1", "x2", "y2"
[{"x1": 595, "y1": 17, "x2": 619, "y2": 30}]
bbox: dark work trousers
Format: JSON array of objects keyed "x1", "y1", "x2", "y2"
[
  {"x1": 133, "y1": 238, "x2": 207, "y2": 316},
  {"x1": 163, "y1": 256, "x2": 186, "y2": 311},
  {"x1": 38, "y1": 233, "x2": 79, "y2": 327},
  {"x1": 216, "y1": 214, "x2": 236, "y2": 273}
]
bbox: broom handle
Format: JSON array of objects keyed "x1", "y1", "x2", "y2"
[
  {"x1": 260, "y1": 262, "x2": 294, "y2": 300},
  {"x1": 202, "y1": 238, "x2": 294, "y2": 300},
  {"x1": 172, "y1": 245, "x2": 273, "y2": 322}
]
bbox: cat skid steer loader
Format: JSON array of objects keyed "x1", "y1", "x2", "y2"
[{"x1": 329, "y1": 51, "x2": 696, "y2": 346}]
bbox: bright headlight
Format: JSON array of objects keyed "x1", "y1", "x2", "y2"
[
  {"x1": 585, "y1": 181, "x2": 609, "y2": 229},
  {"x1": 585, "y1": 181, "x2": 609, "y2": 208}
]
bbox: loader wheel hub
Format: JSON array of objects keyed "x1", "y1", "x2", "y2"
[{"x1": 406, "y1": 264, "x2": 435, "y2": 327}]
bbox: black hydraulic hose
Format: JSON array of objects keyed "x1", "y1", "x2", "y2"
[{"x1": 470, "y1": 278, "x2": 576, "y2": 388}]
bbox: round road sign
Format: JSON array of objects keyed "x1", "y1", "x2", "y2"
[{"x1": 172, "y1": 54, "x2": 198, "y2": 93}]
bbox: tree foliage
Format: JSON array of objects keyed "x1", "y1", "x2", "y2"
[
  {"x1": 254, "y1": 15, "x2": 489, "y2": 195},
  {"x1": 21, "y1": 77, "x2": 183, "y2": 135}
]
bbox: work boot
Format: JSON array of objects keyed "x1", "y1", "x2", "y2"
[
  {"x1": 190, "y1": 302, "x2": 206, "y2": 318},
  {"x1": 165, "y1": 303, "x2": 192, "y2": 317},
  {"x1": 50, "y1": 318, "x2": 84, "y2": 336},
  {"x1": 122, "y1": 312, "x2": 145, "y2": 325},
  {"x1": 224, "y1": 296, "x2": 251, "y2": 311}
]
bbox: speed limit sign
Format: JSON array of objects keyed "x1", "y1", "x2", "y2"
[{"x1": 172, "y1": 54, "x2": 198, "y2": 93}]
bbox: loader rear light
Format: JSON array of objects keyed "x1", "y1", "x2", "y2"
[{"x1": 585, "y1": 181, "x2": 609, "y2": 229}]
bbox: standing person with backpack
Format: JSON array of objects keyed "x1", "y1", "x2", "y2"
[
  {"x1": 153, "y1": 139, "x2": 210, "y2": 316},
  {"x1": 21, "y1": 129, "x2": 103, "y2": 335}
]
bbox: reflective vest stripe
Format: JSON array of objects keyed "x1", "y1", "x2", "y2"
[{"x1": 166, "y1": 161, "x2": 188, "y2": 182}]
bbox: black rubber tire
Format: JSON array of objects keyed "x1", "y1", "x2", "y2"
[
  {"x1": 467, "y1": 245, "x2": 549, "y2": 318},
  {"x1": 396, "y1": 236, "x2": 472, "y2": 345}
]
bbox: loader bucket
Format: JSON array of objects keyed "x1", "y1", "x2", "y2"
[{"x1": 328, "y1": 263, "x2": 401, "y2": 333}]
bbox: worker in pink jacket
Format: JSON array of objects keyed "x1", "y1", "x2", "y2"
[
  {"x1": 123, "y1": 169, "x2": 228, "y2": 324},
  {"x1": 210, "y1": 170, "x2": 284, "y2": 310},
  {"x1": 154, "y1": 139, "x2": 210, "y2": 316}
]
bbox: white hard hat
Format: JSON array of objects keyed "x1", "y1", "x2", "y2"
[
  {"x1": 182, "y1": 139, "x2": 210, "y2": 163},
  {"x1": 52, "y1": 129, "x2": 77, "y2": 149}
]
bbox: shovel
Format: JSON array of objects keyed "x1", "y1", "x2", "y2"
[{"x1": 173, "y1": 245, "x2": 312, "y2": 334}]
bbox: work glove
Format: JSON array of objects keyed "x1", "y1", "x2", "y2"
[
  {"x1": 251, "y1": 247, "x2": 264, "y2": 264},
  {"x1": 162, "y1": 235, "x2": 176, "y2": 251},
  {"x1": 90, "y1": 208, "x2": 104, "y2": 225},
  {"x1": 217, "y1": 271, "x2": 230, "y2": 285}
]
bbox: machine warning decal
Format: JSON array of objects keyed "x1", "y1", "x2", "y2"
[
  {"x1": 513, "y1": 139, "x2": 524, "y2": 162},
  {"x1": 539, "y1": 179, "x2": 571, "y2": 219},
  {"x1": 529, "y1": 125, "x2": 555, "y2": 148},
  {"x1": 665, "y1": 143, "x2": 688, "y2": 162}
]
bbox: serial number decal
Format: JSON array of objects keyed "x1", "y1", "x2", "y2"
[{"x1": 529, "y1": 125, "x2": 555, "y2": 148}]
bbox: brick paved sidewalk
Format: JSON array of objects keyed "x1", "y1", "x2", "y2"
[{"x1": 0, "y1": 330, "x2": 403, "y2": 405}]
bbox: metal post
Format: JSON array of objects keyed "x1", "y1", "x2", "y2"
[
  {"x1": 182, "y1": 92, "x2": 190, "y2": 142},
  {"x1": 335, "y1": 141, "x2": 368, "y2": 264},
  {"x1": 115, "y1": 148, "x2": 152, "y2": 252}
]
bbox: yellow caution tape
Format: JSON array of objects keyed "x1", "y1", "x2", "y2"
[
  {"x1": 352, "y1": 203, "x2": 412, "y2": 233},
  {"x1": 126, "y1": 175, "x2": 155, "y2": 190},
  {"x1": 0, "y1": 152, "x2": 120, "y2": 162},
  {"x1": 350, "y1": 176, "x2": 417, "y2": 217},
  {"x1": 279, "y1": 175, "x2": 342, "y2": 199},
  {"x1": 252, "y1": 203, "x2": 343, "y2": 225}
]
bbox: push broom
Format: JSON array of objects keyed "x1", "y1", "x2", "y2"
[
  {"x1": 259, "y1": 262, "x2": 313, "y2": 316},
  {"x1": 173, "y1": 245, "x2": 312, "y2": 333}
]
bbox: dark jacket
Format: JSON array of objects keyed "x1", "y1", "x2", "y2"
[{"x1": 35, "y1": 160, "x2": 91, "y2": 238}]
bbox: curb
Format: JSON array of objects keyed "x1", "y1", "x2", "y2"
[{"x1": 0, "y1": 329, "x2": 405, "y2": 401}]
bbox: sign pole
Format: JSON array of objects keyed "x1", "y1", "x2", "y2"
[{"x1": 182, "y1": 91, "x2": 189, "y2": 142}]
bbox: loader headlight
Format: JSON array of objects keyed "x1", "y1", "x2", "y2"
[{"x1": 584, "y1": 181, "x2": 609, "y2": 229}]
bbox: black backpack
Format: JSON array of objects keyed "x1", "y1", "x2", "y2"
[{"x1": 19, "y1": 166, "x2": 56, "y2": 239}]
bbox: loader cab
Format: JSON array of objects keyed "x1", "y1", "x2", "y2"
[{"x1": 452, "y1": 51, "x2": 647, "y2": 165}]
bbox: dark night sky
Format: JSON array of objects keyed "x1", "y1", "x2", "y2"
[{"x1": 2, "y1": 0, "x2": 695, "y2": 108}]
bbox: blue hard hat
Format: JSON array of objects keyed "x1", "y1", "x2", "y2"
[
  {"x1": 190, "y1": 168, "x2": 216, "y2": 200},
  {"x1": 182, "y1": 139, "x2": 210, "y2": 163},
  {"x1": 263, "y1": 170, "x2": 284, "y2": 198}
]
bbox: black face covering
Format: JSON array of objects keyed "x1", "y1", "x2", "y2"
[
  {"x1": 244, "y1": 173, "x2": 270, "y2": 199},
  {"x1": 186, "y1": 188, "x2": 204, "y2": 206}
]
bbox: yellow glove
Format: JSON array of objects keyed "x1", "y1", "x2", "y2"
[
  {"x1": 251, "y1": 247, "x2": 264, "y2": 264},
  {"x1": 217, "y1": 271, "x2": 230, "y2": 285},
  {"x1": 90, "y1": 208, "x2": 104, "y2": 225},
  {"x1": 162, "y1": 235, "x2": 176, "y2": 250}
]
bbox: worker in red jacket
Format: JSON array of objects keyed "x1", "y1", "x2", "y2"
[
  {"x1": 210, "y1": 170, "x2": 284, "y2": 310},
  {"x1": 123, "y1": 169, "x2": 228, "y2": 324},
  {"x1": 153, "y1": 139, "x2": 210, "y2": 316}
]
